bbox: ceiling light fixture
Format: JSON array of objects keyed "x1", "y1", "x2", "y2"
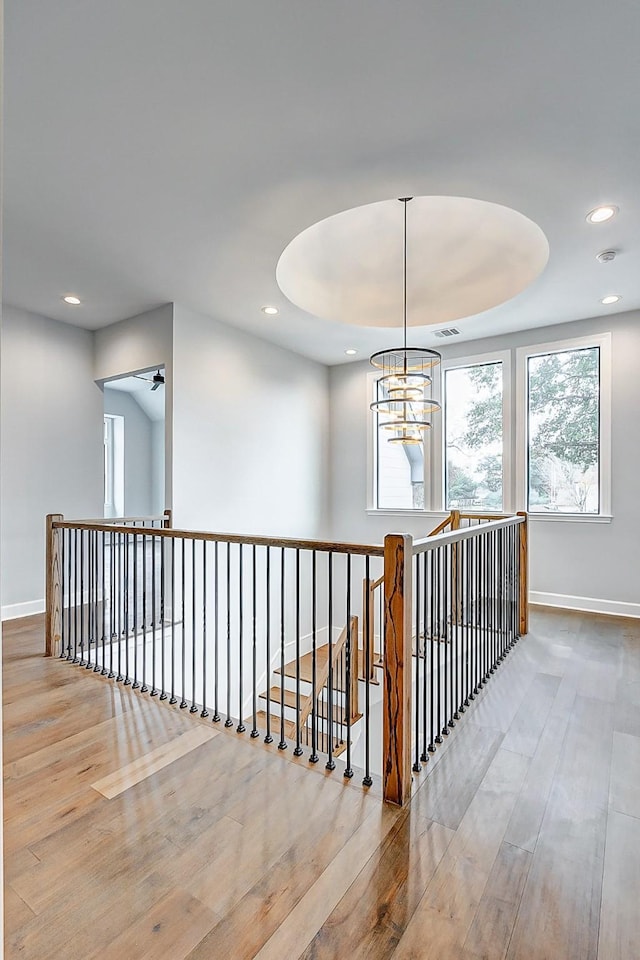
[
  {"x1": 345, "y1": 348, "x2": 357, "y2": 356},
  {"x1": 62, "y1": 295, "x2": 81, "y2": 305},
  {"x1": 586, "y1": 205, "x2": 618, "y2": 224},
  {"x1": 261, "y1": 305, "x2": 278, "y2": 315},
  {"x1": 601, "y1": 295, "x2": 621, "y2": 305},
  {"x1": 369, "y1": 198, "x2": 441, "y2": 445}
]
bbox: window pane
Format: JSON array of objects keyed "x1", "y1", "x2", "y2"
[
  {"x1": 445, "y1": 362, "x2": 503, "y2": 511},
  {"x1": 527, "y1": 346, "x2": 599, "y2": 513},
  {"x1": 375, "y1": 380, "x2": 424, "y2": 509}
]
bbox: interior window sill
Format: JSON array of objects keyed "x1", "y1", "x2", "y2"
[{"x1": 528, "y1": 513, "x2": 613, "y2": 523}]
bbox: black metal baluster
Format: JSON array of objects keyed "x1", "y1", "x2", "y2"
[
  {"x1": 123, "y1": 532, "x2": 130, "y2": 683},
  {"x1": 278, "y1": 547, "x2": 286, "y2": 750},
  {"x1": 293, "y1": 549, "x2": 302, "y2": 755},
  {"x1": 180, "y1": 538, "x2": 187, "y2": 708},
  {"x1": 117, "y1": 532, "x2": 124, "y2": 680},
  {"x1": 263, "y1": 546, "x2": 271, "y2": 741},
  {"x1": 237, "y1": 544, "x2": 245, "y2": 732},
  {"x1": 191, "y1": 539, "x2": 198, "y2": 713},
  {"x1": 143, "y1": 532, "x2": 151, "y2": 693},
  {"x1": 250, "y1": 544, "x2": 258, "y2": 736},
  {"x1": 344, "y1": 553, "x2": 353, "y2": 779},
  {"x1": 309, "y1": 551, "x2": 318, "y2": 763},
  {"x1": 421, "y1": 548, "x2": 429, "y2": 763},
  {"x1": 100, "y1": 530, "x2": 106, "y2": 673},
  {"x1": 444, "y1": 543, "x2": 451, "y2": 734},
  {"x1": 413, "y1": 553, "x2": 421, "y2": 772},
  {"x1": 108, "y1": 531, "x2": 115, "y2": 677},
  {"x1": 326, "y1": 551, "x2": 335, "y2": 771},
  {"x1": 225, "y1": 542, "x2": 232, "y2": 726},
  {"x1": 157, "y1": 533, "x2": 165, "y2": 698},
  {"x1": 462, "y1": 538, "x2": 469, "y2": 708},
  {"x1": 453, "y1": 539, "x2": 461, "y2": 720},
  {"x1": 132, "y1": 532, "x2": 139, "y2": 687},
  {"x1": 141, "y1": 531, "x2": 148, "y2": 690},
  {"x1": 435, "y1": 546, "x2": 443, "y2": 745},
  {"x1": 363, "y1": 555, "x2": 372, "y2": 786},
  {"x1": 86, "y1": 529, "x2": 93, "y2": 669},
  {"x1": 79, "y1": 528, "x2": 85, "y2": 664},
  {"x1": 169, "y1": 538, "x2": 177, "y2": 704},
  {"x1": 213, "y1": 541, "x2": 220, "y2": 722},
  {"x1": 201, "y1": 541, "x2": 209, "y2": 718},
  {"x1": 60, "y1": 528, "x2": 67, "y2": 658}
]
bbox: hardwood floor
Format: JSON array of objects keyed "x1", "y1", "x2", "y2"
[{"x1": 3, "y1": 608, "x2": 639, "y2": 959}]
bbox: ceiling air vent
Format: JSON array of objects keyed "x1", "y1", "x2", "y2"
[{"x1": 434, "y1": 327, "x2": 461, "y2": 338}]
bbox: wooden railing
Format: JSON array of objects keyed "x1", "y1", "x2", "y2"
[{"x1": 45, "y1": 511, "x2": 528, "y2": 807}]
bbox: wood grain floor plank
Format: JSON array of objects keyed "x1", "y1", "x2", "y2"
[
  {"x1": 91, "y1": 724, "x2": 219, "y2": 798},
  {"x1": 597, "y1": 809, "x2": 640, "y2": 960},
  {"x1": 500, "y1": 673, "x2": 561, "y2": 758},
  {"x1": 505, "y1": 696, "x2": 613, "y2": 960},
  {"x1": 609, "y1": 730, "x2": 640, "y2": 819},
  {"x1": 463, "y1": 841, "x2": 531, "y2": 959},
  {"x1": 298, "y1": 811, "x2": 454, "y2": 960},
  {"x1": 390, "y1": 748, "x2": 530, "y2": 959}
]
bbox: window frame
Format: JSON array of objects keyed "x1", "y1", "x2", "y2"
[
  {"x1": 515, "y1": 333, "x2": 612, "y2": 520},
  {"x1": 439, "y1": 350, "x2": 512, "y2": 514}
]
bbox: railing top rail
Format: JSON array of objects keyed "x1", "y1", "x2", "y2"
[
  {"x1": 74, "y1": 515, "x2": 167, "y2": 524},
  {"x1": 412, "y1": 514, "x2": 525, "y2": 554},
  {"x1": 52, "y1": 520, "x2": 385, "y2": 557}
]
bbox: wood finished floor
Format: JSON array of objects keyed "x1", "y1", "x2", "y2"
[{"x1": 4, "y1": 608, "x2": 639, "y2": 959}]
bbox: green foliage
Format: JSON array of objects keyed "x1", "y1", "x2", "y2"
[
  {"x1": 528, "y1": 348, "x2": 599, "y2": 469},
  {"x1": 447, "y1": 463, "x2": 477, "y2": 503},
  {"x1": 461, "y1": 363, "x2": 502, "y2": 449}
]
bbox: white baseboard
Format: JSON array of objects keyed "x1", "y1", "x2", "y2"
[
  {"x1": 2, "y1": 599, "x2": 45, "y2": 621},
  {"x1": 530, "y1": 591, "x2": 640, "y2": 620}
]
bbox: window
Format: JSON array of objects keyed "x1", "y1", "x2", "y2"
[
  {"x1": 444, "y1": 359, "x2": 506, "y2": 512},
  {"x1": 372, "y1": 376, "x2": 426, "y2": 509},
  {"x1": 369, "y1": 334, "x2": 611, "y2": 520},
  {"x1": 525, "y1": 344, "x2": 600, "y2": 513},
  {"x1": 103, "y1": 414, "x2": 125, "y2": 518}
]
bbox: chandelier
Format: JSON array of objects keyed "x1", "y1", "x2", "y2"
[{"x1": 369, "y1": 198, "x2": 441, "y2": 444}]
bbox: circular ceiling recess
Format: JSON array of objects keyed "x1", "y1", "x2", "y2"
[{"x1": 276, "y1": 196, "x2": 549, "y2": 328}]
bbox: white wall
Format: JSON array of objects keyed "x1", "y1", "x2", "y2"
[
  {"x1": 151, "y1": 419, "x2": 165, "y2": 515},
  {"x1": 94, "y1": 303, "x2": 173, "y2": 506},
  {"x1": 103, "y1": 388, "x2": 153, "y2": 516},
  {"x1": 172, "y1": 304, "x2": 329, "y2": 538},
  {"x1": 1, "y1": 306, "x2": 103, "y2": 614},
  {"x1": 329, "y1": 310, "x2": 640, "y2": 612}
]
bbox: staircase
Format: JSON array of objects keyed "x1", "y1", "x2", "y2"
[{"x1": 255, "y1": 616, "x2": 361, "y2": 757}]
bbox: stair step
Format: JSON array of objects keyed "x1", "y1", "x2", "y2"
[
  {"x1": 274, "y1": 645, "x2": 330, "y2": 684},
  {"x1": 259, "y1": 686, "x2": 299, "y2": 709},
  {"x1": 255, "y1": 711, "x2": 347, "y2": 757}
]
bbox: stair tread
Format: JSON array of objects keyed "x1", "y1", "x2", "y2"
[
  {"x1": 254, "y1": 711, "x2": 346, "y2": 757},
  {"x1": 259, "y1": 686, "x2": 299, "y2": 709}
]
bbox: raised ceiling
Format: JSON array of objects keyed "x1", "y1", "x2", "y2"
[
  {"x1": 5, "y1": 1, "x2": 639, "y2": 365},
  {"x1": 276, "y1": 197, "x2": 549, "y2": 328}
]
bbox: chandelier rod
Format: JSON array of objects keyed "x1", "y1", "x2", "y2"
[{"x1": 399, "y1": 197, "x2": 413, "y2": 371}]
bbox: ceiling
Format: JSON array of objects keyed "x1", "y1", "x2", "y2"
[
  {"x1": 105, "y1": 373, "x2": 165, "y2": 422},
  {"x1": 5, "y1": 1, "x2": 640, "y2": 365}
]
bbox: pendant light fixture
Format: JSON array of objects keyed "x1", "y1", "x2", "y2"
[{"x1": 369, "y1": 198, "x2": 441, "y2": 444}]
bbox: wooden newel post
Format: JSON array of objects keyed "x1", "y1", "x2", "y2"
[
  {"x1": 382, "y1": 533, "x2": 413, "y2": 806},
  {"x1": 517, "y1": 512, "x2": 529, "y2": 636},
  {"x1": 163, "y1": 509, "x2": 173, "y2": 528},
  {"x1": 45, "y1": 514, "x2": 63, "y2": 657}
]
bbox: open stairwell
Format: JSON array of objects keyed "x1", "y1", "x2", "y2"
[{"x1": 255, "y1": 616, "x2": 361, "y2": 758}]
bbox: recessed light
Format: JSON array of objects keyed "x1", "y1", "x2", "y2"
[
  {"x1": 62, "y1": 295, "x2": 81, "y2": 305},
  {"x1": 601, "y1": 295, "x2": 621, "y2": 305},
  {"x1": 261, "y1": 305, "x2": 278, "y2": 315},
  {"x1": 586, "y1": 205, "x2": 618, "y2": 224},
  {"x1": 345, "y1": 349, "x2": 357, "y2": 356}
]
